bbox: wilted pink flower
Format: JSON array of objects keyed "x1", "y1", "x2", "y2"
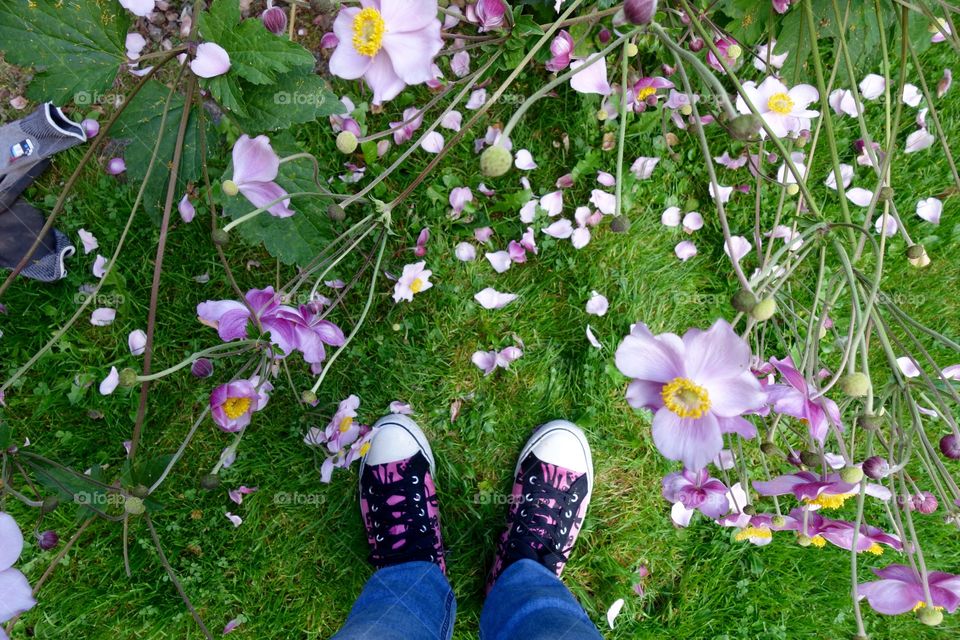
[
  {"x1": 223, "y1": 617, "x2": 244, "y2": 635},
  {"x1": 77, "y1": 229, "x2": 98, "y2": 254},
  {"x1": 388, "y1": 401, "x2": 414, "y2": 415},
  {"x1": 228, "y1": 485, "x2": 258, "y2": 505},
  {"x1": 905, "y1": 128, "x2": 935, "y2": 153},
  {"x1": 938, "y1": 69, "x2": 952, "y2": 98},
  {"x1": 485, "y1": 250, "x2": 512, "y2": 272},
  {"x1": 448, "y1": 187, "x2": 473, "y2": 214},
  {"x1": 393, "y1": 261, "x2": 433, "y2": 302},
  {"x1": 225, "y1": 512, "x2": 243, "y2": 527},
  {"x1": 414, "y1": 228, "x2": 430, "y2": 257},
  {"x1": 615, "y1": 319, "x2": 766, "y2": 470},
  {"x1": 329, "y1": 0, "x2": 443, "y2": 104},
  {"x1": 916, "y1": 197, "x2": 942, "y2": 224},
  {"x1": 225, "y1": 135, "x2": 294, "y2": 218},
  {"x1": 474, "y1": 226, "x2": 494, "y2": 243},
  {"x1": 472, "y1": 0, "x2": 507, "y2": 31},
  {"x1": 391, "y1": 107, "x2": 423, "y2": 144},
  {"x1": 178, "y1": 194, "x2": 196, "y2": 223},
  {"x1": 546, "y1": 30, "x2": 574, "y2": 72},
  {"x1": 630, "y1": 156, "x2": 660, "y2": 179},
  {"x1": 190, "y1": 42, "x2": 231, "y2": 78},
  {"x1": 92, "y1": 254, "x2": 108, "y2": 278}
]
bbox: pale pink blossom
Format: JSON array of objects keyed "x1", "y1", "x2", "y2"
[
  {"x1": 91, "y1": 307, "x2": 116, "y2": 326},
  {"x1": 586, "y1": 291, "x2": 609, "y2": 316},
  {"x1": 190, "y1": 42, "x2": 231, "y2": 78},
  {"x1": 905, "y1": 128, "x2": 935, "y2": 153},
  {"x1": 723, "y1": 236, "x2": 751, "y2": 262},
  {"x1": 99, "y1": 367, "x2": 120, "y2": 395},
  {"x1": 630, "y1": 156, "x2": 660, "y2": 179},
  {"x1": 485, "y1": 251, "x2": 512, "y2": 273},
  {"x1": 475, "y1": 288, "x2": 518, "y2": 309},
  {"x1": 543, "y1": 219, "x2": 574, "y2": 239},
  {"x1": 661, "y1": 206, "x2": 681, "y2": 227},
  {"x1": 454, "y1": 242, "x2": 476, "y2": 261},
  {"x1": 393, "y1": 261, "x2": 433, "y2": 302},
  {"x1": 569, "y1": 58, "x2": 611, "y2": 95},
  {"x1": 514, "y1": 149, "x2": 537, "y2": 170},
  {"x1": 916, "y1": 197, "x2": 942, "y2": 224},
  {"x1": 420, "y1": 131, "x2": 444, "y2": 153},
  {"x1": 128, "y1": 329, "x2": 147, "y2": 356},
  {"x1": 674, "y1": 240, "x2": 697, "y2": 261},
  {"x1": 77, "y1": 229, "x2": 98, "y2": 254},
  {"x1": 449, "y1": 187, "x2": 473, "y2": 213}
]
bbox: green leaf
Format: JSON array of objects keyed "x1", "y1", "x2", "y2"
[
  {"x1": 233, "y1": 73, "x2": 344, "y2": 132},
  {"x1": 0, "y1": 0, "x2": 128, "y2": 104},
  {"x1": 113, "y1": 80, "x2": 212, "y2": 222},
  {"x1": 198, "y1": 0, "x2": 316, "y2": 86},
  {"x1": 222, "y1": 132, "x2": 336, "y2": 265}
]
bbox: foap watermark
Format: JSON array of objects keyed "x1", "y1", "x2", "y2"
[
  {"x1": 274, "y1": 91, "x2": 331, "y2": 106},
  {"x1": 74, "y1": 292, "x2": 125, "y2": 306},
  {"x1": 74, "y1": 91, "x2": 125, "y2": 107},
  {"x1": 74, "y1": 491, "x2": 125, "y2": 507},
  {"x1": 273, "y1": 491, "x2": 325, "y2": 506},
  {"x1": 473, "y1": 491, "x2": 522, "y2": 506},
  {"x1": 672, "y1": 292, "x2": 727, "y2": 306}
]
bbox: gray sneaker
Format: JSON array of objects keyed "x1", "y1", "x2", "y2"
[
  {"x1": 0, "y1": 200, "x2": 75, "y2": 282},
  {"x1": 0, "y1": 103, "x2": 87, "y2": 209}
]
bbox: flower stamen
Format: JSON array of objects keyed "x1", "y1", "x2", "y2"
[
  {"x1": 661, "y1": 377, "x2": 711, "y2": 419},
  {"x1": 734, "y1": 526, "x2": 772, "y2": 542},
  {"x1": 803, "y1": 492, "x2": 854, "y2": 510},
  {"x1": 223, "y1": 397, "x2": 251, "y2": 420},
  {"x1": 339, "y1": 416, "x2": 354, "y2": 433},
  {"x1": 410, "y1": 278, "x2": 425, "y2": 293},
  {"x1": 352, "y1": 7, "x2": 386, "y2": 57},
  {"x1": 767, "y1": 92, "x2": 795, "y2": 115}
]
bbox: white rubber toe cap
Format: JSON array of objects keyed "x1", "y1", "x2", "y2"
[
  {"x1": 518, "y1": 419, "x2": 594, "y2": 493},
  {"x1": 361, "y1": 414, "x2": 435, "y2": 474}
]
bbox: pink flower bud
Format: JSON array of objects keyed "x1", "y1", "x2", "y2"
[
  {"x1": 862, "y1": 455, "x2": 890, "y2": 480},
  {"x1": 915, "y1": 491, "x2": 938, "y2": 514},
  {"x1": 106, "y1": 157, "x2": 126, "y2": 175},
  {"x1": 81, "y1": 118, "x2": 100, "y2": 138},
  {"x1": 624, "y1": 0, "x2": 658, "y2": 25},
  {"x1": 37, "y1": 529, "x2": 59, "y2": 550},
  {"x1": 261, "y1": 6, "x2": 288, "y2": 35},
  {"x1": 940, "y1": 433, "x2": 960, "y2": 459},
  {"x1": 191, "y1": 358, "x2": 214, "y2": 378},
  {"x1": 689, "y1": 37, "x2": 704, "y2": 52},
  {"x1": 475, "y1": 0, "x2": 507, "y2": 31},
  {"x1": 598, "y1": 28, "x2": 611, "y2": 44}
]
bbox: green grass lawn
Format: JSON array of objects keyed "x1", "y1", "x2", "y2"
[{"x1": 2, "y1": 29, "x2": 960, "y2": 640}]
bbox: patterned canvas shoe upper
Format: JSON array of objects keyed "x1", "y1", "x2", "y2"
[
  {"x1": 359, "y1": 417, "x2": 445, "y2": 573},
  {"x1": 487, "y1": 421, "x2": 593, "y2": 591}
]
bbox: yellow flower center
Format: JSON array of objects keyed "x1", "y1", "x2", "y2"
[
  {"x1": 223, "y1": 396, "x2": 251, "y2": 420},
  {"x1": 661, "y1": 377, "x2": 711, "y2": 419},
  {"x1": 810, "y1": 535, "x2": 827, "y2": 548},
  {"x1": 803, "y1": 493, "x2": 854, "y2": 510},
  {"x1": 637, "y1": 86, "x2": 657, "y2": 101},
  {"x1": 734, "y1": 526, "x2": 772, "y2": 542},
  {"x1": 352, "y1": 7, "x2": 386, "y2": 57},
  {"x1": 767, "y1": 92, "x2": 795, "y2": 115},
  {"x1": 913, "y1": 601, "x2": 944, "y2": 613},
  {"x1": 410, "y1": 277, "x2": 425, "y2": 293},
  {"x1": 359, "y1": 442, "x2": 371, "y2": 456},
  {"x1": 339, "y1": 416, "x2": 354, "y2": 433},
  {"x1": 864, "y1": 542, "x2": 884, "y2": 556}
]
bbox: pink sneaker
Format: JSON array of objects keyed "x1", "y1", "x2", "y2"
[
  {"x1": 359, "y1": 415, "x2": 446, "y2": 573},
  {"x1": 487, "y1": 420, "x2": 594, "y2": 592}
]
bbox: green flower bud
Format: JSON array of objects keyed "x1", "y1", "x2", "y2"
[
  {"x1": 772, "y1": 515, "x2": 786, "y2": 527},
  {"x1": 336, "y1": 131, "x2": 358, "y2": 154},
  {"x1": 626, "y1": 43, "x2": 639, "y2": 57},
  {"x1": 796, "y1": 534, "x2": 813, "y2": 547},
  {"x1": 800, "y1": 450, "x2": 821, "y2": 467},
  {"x1": 760, "y1": 441, "x2": 779, "y2": 456},
  {"x1": 840, "y1": 466, "x2": 864, "y2": 484},
  {"x1": 41, "y1": 495, "x2": 60, "y2": 514},
  {"x1": 301, "y1": 390, "x2": 317, "y2": 405},
  {"x1": 124, "y1": 496, "x2": 146, "y2": 515},
  {"x1": 878, "y1": 186, "x2": 894, "y2": 201},
  {"x1": 731, "y1": 289, "x2": 758, "y2": 313},
  {"x1": 917, "y1": 605, "x2": 943, "y2": 626},
  {"x1": 480, "y1": 145, "x2": 512, "y2": 178},
  {"x1": 327, "y1": 204, "x2": 346, "y2": 221},
  {"x1": 841, "y1": 372, "x2": 870, "y2": 397},
  {"x1": 727, "y1": 44, "x2": 742, "y2": 60},
  {"x1": 786, "y1": 184, "x2": 800, "y2": 196},
  {"x1": 610, "y1": 216, "x2": 631, "y2": 233},
  {"x1": 119, "y1": 368, "x2": 139, "y2": 387},
  {"x1": 906, "y1": 244, "x2": 925, "y2": 259},
  {"x1": 222, "y1": 179, "x2": 239, "y2": 197},
  {"x1": 212, "y1": 229, "x2": 230, "y2": 246},
  {"x1": 130, "y1": 484, "x2": 149, "y2": 498},
  {"x1": 679, "y1": 104, "x2": 693, "y2": 116},
  {"x1": 857, "y1": 413, "x2": 882, "y2": 431},
  {"x1": 729, "y1": 114, "x2": 762, "y2": 141},
  {"x1": 742, "y1": 504, "x2": 756, "y2": 516},
  {"x1": 200, "y1": 474, "x2": 221, "y2": 491},
  {"x1": 750, "y1": 297, "x2": 777, "y2": 321}
]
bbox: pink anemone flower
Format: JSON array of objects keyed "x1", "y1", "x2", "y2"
[
  {"x1": 766, "y1": 356, "x2": 842, "y2": 444},
  {"x1": 224, "y1": 135, "x2": 294, "y2": 218},
  {"x1": 329, "y1": 0, "x2": 443, "y2": 105},
  {"x1": 859, "y1": 564, "x2": 960, "y2": 615},
  {"x1": 210, "y1": 378, "x2": 271, "y2": 432},
  {"x1": 614, "y1": 319, "x2": 767, "y2": 471},
  {"x1": 662, "y1": 468, "x2": 730, "y2": 524}
]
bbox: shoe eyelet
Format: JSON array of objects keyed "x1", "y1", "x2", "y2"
[
  {"x1": 414, "y1": 492, "x2": 422, "y2": 502},
  {"x1": 560, "y1": 526, "x2": 568, "y2": 535},
  {"x1": 571, "y1": 493, "x2": 579, "y2": 502},
  {"x1": 411, "y1": 476, "x2": 420, "y2": 485},
  {"x1": 376, "y1": 534, "x2": 384, "y2": 542},
  {"x1": 420, "y1": 524, "x2": 428, "y2": 533},
  {"x1": 419, "y1": 508, "x2": 426, "y2": 517},
  {"x1": 524, "y1": 492, "x2": 532, "y2": 502},
  {"x1": 528, "y1": 476, "x2": 538, "y2": 485},
  {"x1": 565, "y1": 509, "x2": 573, "y2": 518},
  {"x1": 371, "y1": 504, "x2": 378, "y2": 512}
]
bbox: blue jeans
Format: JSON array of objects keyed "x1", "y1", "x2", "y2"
[{"x1": 331, "y1": 559, "x2": 602, "y2": 640}]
